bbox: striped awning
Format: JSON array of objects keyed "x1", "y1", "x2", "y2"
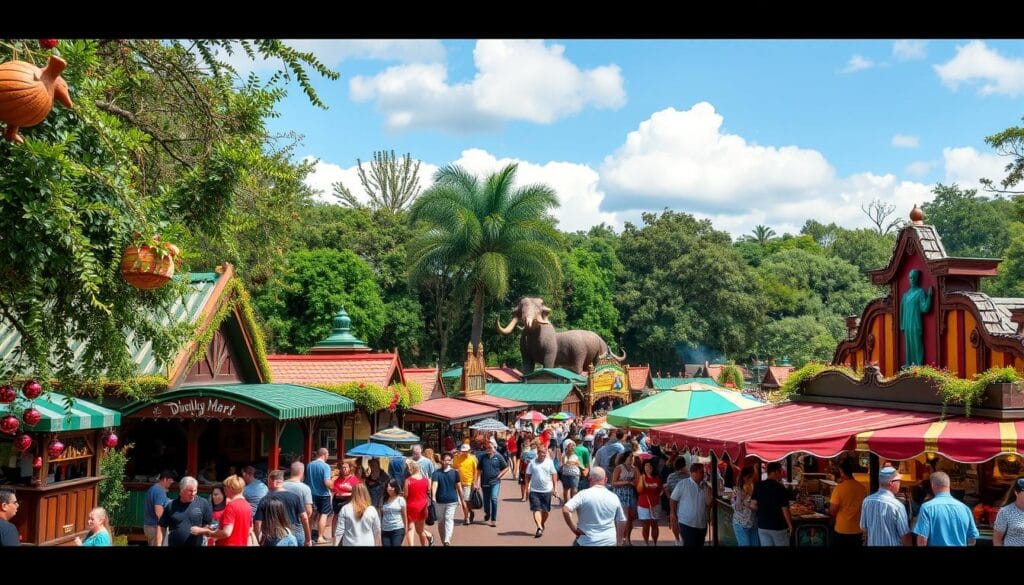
[
  {"x1": 0, "y1": 393, "x2": 120, "y2": 432},
  {"x1": 856, "y1": 418, "x2": 1024, "y2": 464},
  {"x1": 648, "y1": 402, "x2": 939, "y2": 462}
]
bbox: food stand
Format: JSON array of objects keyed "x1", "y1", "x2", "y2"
[{"x1": 1, "y1": 392, "x2": 121, "y2": 545}]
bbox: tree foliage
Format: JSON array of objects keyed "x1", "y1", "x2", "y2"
[
  {"x1": 333, "y1": 150, "x2": 423, "y2": 213},
  {"x1": 255, "y1": 249, "x2": 385, "y2": 353},
  {"x1": 617, "y1": 211, "x2": 765, "y2": 371},
  {"x1": 922, "y1": 184, "x2": 1012, "y2": 259},
  {"x1": 408, "y1": 164, "x2": 563, "y2": 350}
]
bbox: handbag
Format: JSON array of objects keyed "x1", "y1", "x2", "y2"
[
  {"x1": 426, "y1": 498, "x2": 437, "y2": 526},
  {"x1": 469, "y1": 487, "x2": 484, "y2": 510}
]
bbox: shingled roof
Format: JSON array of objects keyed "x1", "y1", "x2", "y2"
[
  {"x1": 627, "y1": 366, "x2": 651, "y2": 390},
  {"x1": 403, "y1": 367, "x2": 445, "y2": 400},
  {"x1": 267, "y1": 353, "x2": 404, "y2": 387}
]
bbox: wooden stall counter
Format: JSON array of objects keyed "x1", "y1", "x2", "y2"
[{"x1": 13, "y1": 476, "x2": 103, "y2": 546}]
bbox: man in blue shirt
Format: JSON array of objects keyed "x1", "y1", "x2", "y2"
[
  {"x1": 144, "y1": 470, "x2": 175, "y2": 547},
  {"x1": 242, "y1": 465, "x2": 269, "y2": 517},
  {"x1": 306, "y1": 448, "x2": 333, "y2": 544},
  {"x1": 913, "y1": 471, "x2": 979, "y2": 546},
  {"x1": 476, "y1": 441, "x2": 508, "y2": 527}
]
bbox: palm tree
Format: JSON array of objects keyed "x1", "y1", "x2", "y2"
[
  {"x1": 751, "y1": 225, "x2": 777, "y2": 246},
  {"x1": 408, "y1": 164, "x2": 562, "y2": 351}
]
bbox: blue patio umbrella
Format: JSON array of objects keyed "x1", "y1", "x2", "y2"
[{"x1": 347, "y1": 442, "x2": 403, "y2": 458}]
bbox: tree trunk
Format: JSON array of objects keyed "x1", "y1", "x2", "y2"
[{"x1": 471, "y1": 286, "x2": 484, "y2": 352}]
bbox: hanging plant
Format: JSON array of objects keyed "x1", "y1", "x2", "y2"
[
  {"x1": 716, "y1": 364, "x2": 745, "y2": 389},
  {"x1": 120, "y1": 234, "x2": 181, "y2": 290},
  {"x1": 0, "y1": 54, "x2": 73, "y2": 143}
]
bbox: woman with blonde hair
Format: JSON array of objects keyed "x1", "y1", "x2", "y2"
[
  {"x1": 199, "y1": 474, "x2": 253, "y2": 546},
  {"x1": 424, "y1": 447, "x2": 440, "y2": 469},
  {"x1": 335, "y1": 483, "x2": 380, "y2": 546},
  {"x1": 403, "y1": 459, "x2": 432, "y2": 546},
  {"x1": 74, "y1": 507, "x2": 112, "y2": 546}
]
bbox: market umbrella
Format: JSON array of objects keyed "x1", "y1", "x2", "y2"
[
  {"x1": 606, "y1": 383, "x2": 765, "y2": 429},
  {"x1": 582, "y1": 416, "x2": 607, "y2": 431},
  {"x1": 549, "y1": 411, "x2": 576, "y2": 421},
  {"x1": 469, "y1": 418, "x2": 510, "y2": 432},
  {"x1": 518, "y1": 410, "x2": 548, "y2": 424},
  {"x1": 368, "y1": 426, "x2": 420, "y2": 444},
  {"x1": 346, "y1": 442, "x2": 403, "y2": 458}
]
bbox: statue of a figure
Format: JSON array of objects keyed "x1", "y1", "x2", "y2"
[{"x1": 900, "y1": 269, "x2": 933, "y2": 367}]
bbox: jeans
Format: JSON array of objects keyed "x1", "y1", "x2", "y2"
[
  {"x1": 381, "y1": 529, "x2": 405, "y2": 547},
  {"x1": 758, "y1": 528, "x2": 790, "y2": 546},
  {"x1": 482, "y1": 483, "x2": 500, "y2": 521},
  {"x1": 436, "y1": 501, "x2": 460, "y2": 544},
  {"x1": 732, "y1": 522, "x2": 760, "y2": 546}
]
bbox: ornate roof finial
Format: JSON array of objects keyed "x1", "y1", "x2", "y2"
[
  {"x1": 910, "y1": 204, "x2": 924, "y2": 225},
  {"x1": 310, "y1": 305, "x2": 370, "y2": 353}
]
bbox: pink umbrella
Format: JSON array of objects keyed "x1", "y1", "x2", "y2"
[{"x1": 518, "y1": 410, "x2": 549, "y2": 424}]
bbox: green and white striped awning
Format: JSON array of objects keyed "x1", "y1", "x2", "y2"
[{"x1": 0, "y1": 393, "x2": 121, "y2": 432}]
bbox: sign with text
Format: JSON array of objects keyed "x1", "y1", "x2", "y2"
[
  {"x1": 128, "y1": 397, "x2": 268, "y2": 420},
  {"x1": 591, "y1": 363, "x2": 628, "y2": 395}
]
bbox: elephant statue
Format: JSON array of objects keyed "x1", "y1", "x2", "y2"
[{"x1": 496, "y1": 297, "x2": 625, "y2": 374}]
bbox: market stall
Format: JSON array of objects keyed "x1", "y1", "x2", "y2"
[{"x1": 1, "y1": 392, "x2": 121, "y2": 545}]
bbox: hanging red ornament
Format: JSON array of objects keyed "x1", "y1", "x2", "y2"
[
  {"x1": 22, "y1": 380, "x2": 42, "y2": 400},
  {"x1": 48, "y1": 439, "x2": 65, "y2": 458},
  {"x1": 14, "y1": 434, "x2": 32, "y2": 452},
  {"x1": 23, "y1": 407, "x2": 41, "y2": 427},
  {"x1": 0, "y1": 384, "x2": 15, "y2": 403},
  {"x1": 32, "y1": 456, "x2": 42, "y2": 469},
  {"x1": 38, "y1": 39, "x2": 58, "y2": 49},
  {"x1": 103, "y1": 432, "x2": 118, "y2": 449},
  {"x1": 0, "y1": 415, "x2": 19, "y2": 434}
]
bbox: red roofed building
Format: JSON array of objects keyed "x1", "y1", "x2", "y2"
[
  {"x1": 403, "y1": 367, "x2": 445, "y2": 401},
  {"x1": 485, "y1": 366, "x2": 523, "y2": 383},
  {"x1": 627, "y1": 365, "x2": 652, "y2": 396},
  {"x1": 761, "y1": 366, "x2": 795, "y2": 391}
]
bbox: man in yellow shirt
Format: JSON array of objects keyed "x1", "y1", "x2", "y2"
[
  {"x1": 830, "y1": 458, "x2": 867, "y2": 547},
  {"x1": 454, "y1": 443, "x2": 479, "y2": 526}
]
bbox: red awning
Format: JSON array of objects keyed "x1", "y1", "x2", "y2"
[
  {"x1": 648, "y1": 402, "x2": 939, "y2": 462},
  {"x1": 407, "y1": 398, "x2": 498, "y2": 424},
  {"x1": 462, "y1": 394, "x2": 527, "y2": 412},
  {"x1": 856, "y1": 418, "x2": 1024, "y2": 464}
]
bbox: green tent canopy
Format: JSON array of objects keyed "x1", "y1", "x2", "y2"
[{"x1": 606, "y1": 382, "x2": 764, "y2": 429}]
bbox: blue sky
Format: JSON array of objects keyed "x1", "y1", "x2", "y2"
[{"x1": 238, "y1": 39, "x2": 1024, "y2": 236}]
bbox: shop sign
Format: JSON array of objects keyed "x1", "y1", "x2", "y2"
[{"x1": 130, "y1": 397, "x2": 267, "y2": 419}]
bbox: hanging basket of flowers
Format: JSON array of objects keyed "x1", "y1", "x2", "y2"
[{"x1": 121, "y1": 235, "x2": 180, "y2": 290}]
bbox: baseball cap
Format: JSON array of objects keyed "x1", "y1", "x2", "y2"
[
  {"x1": 459, "y1": 443, "x2": 471, "y2": 452},
  {"x1": 878, "y1": 466, "x2": 900, "y2": 484}
]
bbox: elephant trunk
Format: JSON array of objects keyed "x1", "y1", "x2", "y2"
[{"x1": 496, "y1": 316, "x2": 519, "y2": 335}]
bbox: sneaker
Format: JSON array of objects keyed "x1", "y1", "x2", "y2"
[{"x1": 489, "y1": 520, "x2": 496, "y2": 528}]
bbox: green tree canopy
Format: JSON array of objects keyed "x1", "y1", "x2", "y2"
[
  {"x1": 617, "y1": 210, "x2": 765, "y2": 371},
  {"x1": 255, "y1": 249, "x2": 386, "y2": 353},
  {"x1": 922, "y1": 184, "x2": 1012, "y2": 258},
  {"x1": 759, "y1": 316, "x2": 838, "y2": 367}
]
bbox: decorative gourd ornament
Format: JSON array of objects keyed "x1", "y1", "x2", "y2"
[{"x1": 0, "y1": 55, "x2": 74, "y2": 144}]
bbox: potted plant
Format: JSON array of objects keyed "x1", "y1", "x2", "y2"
[{"x1": 120, "y1": 234, "x2": 181, "y2": 290}]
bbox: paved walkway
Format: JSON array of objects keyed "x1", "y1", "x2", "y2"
[{"x1": 414, "y1": 475, "x2": 673, "y2": 547}]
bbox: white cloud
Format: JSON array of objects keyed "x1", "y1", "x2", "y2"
[
  {"x1": 302, "y1": 155, "x2": 438, "y2": 205},
  {"x1": 906, "y1": 161, "x2": 937, "y2": 177},
  {"x1": 942, "y1": 146, "x2": 1007, "y2": 190},
  {"x1": 892, "y1": 134, "x2": 920, "y2": 148},
  {"x1": 596, "y1": 102, "x2": 936, "y2": 237},
  {"x1": 934, "y1": 40, "x2": 1024, "y2": 97},
  {"x1": 893, "y1": 40, "x2": 927, "y2": 61},
  {"x1": 843, "y1": 55, "x2": 875, "y2": 73},
  {"x1": 209, "y1": 40, "x2": 445, "y2": 78},
  {"x1": 349, "y1": 40, "x2": 626, "y2": 131}
]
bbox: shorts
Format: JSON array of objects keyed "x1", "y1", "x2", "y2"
[
  {"x1": 561, "y1": 474, "x2": 580, "y2": 490},
  {"x1": 332, "y1": 496, "x2": 350, "y2": 516},
  {"x1": 313, "y1": 495, "x2": 332, "y2": 516},
  {"x1": 460, "y1": 484, "x2": 472, "y2": 501},
  {"x1": 637, "y1": 505, "x2": 661, "y2": 521},
  {"x1": 529, "y1": 491, "x2": 552, "y2": 512}
]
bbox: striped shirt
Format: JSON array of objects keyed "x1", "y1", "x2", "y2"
[{"x1": 859, "y1": 489, "x2": 909, "y2": 546}]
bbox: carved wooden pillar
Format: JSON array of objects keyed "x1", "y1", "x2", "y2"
[{"x1": 268, "y1": 420, "x2": 283, "y2": 472}]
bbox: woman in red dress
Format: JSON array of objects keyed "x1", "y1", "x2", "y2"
[
  {"x1": 403, "y1": 459, "x2": 432, "y2": 546},
  {"x1": 636, "y1": 459, "x2": 663, "y2": 546}
]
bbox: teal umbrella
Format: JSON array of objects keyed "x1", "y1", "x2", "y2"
[
  {"x1": 549, "y1": 412, "x2": 575, "y2": 421},
  {"x1": 606, "y1": 383, "x2": 764, "y2": 429}
]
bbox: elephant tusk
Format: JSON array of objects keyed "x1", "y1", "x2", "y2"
[
  {"x1": 536, "y1": 315, "x2": 550, "y2": 324},
  {"x1": 612, "y1": 347, "x2": 627, "y2": 362},
  {"x1": 496, "y1": 316, "x2": 519, "y2": 335}
]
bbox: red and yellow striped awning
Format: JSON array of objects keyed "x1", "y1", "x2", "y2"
[{"x1": 856, "y1": 418, "x2": 1024, "y2": 463}]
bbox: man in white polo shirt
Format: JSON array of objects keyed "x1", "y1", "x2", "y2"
[
  {"x1": 562, "y1": 467, "x2": 624, "y2": 546},
  {"x1": 670, "y1": 462, "x2": 712, "y2": 547}
]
